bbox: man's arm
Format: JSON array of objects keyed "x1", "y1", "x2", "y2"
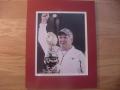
[
  {"x1": 38, "y1": 14, "x2": 49, "y2": 54},
  {"x1": 79, "y1": 52, "x2": 87, "y2": 74},
  {"x1": 38, "y1": 24, "x2": 48, "y2": 53}
]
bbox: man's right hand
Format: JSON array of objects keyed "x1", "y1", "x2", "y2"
[{"x1": 41, "y1": 13, "x2": 49, "y2": 24}]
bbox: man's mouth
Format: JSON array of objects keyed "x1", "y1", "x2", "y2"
[{"x1": 60, "y1": 42, "x2": 65, "y2": 44}]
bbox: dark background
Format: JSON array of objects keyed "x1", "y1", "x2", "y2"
[{"x1": 37, "y1": 13, "x2": 86, "y2": 73}]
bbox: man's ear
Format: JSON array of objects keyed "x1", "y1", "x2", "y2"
[{"x1": 71, "y1": 37, "x2": 73, "y2": 43}]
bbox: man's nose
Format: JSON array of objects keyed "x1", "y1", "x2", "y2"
[{"x1": 60, "y1": 38, "x2": 65, "y2": 42}]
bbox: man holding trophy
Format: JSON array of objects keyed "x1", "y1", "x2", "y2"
[{"x1": 38, "y1": 13, "x2": 87, "y2": 75}]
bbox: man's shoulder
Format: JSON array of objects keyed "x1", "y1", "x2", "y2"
[
  {"x1": 72, "y1": 47, "x2": 85, "y2": 56},
  {"x1": 72, "y1": 47, "x2": 85, "y2": 61},
  {"x1": 73, "y1": 46, "x2": 83, "y2": 53}
]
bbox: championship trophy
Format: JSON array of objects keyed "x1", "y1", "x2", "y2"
[{"x1": 44, "y1": 32, "x2": 59, "y2": 73}]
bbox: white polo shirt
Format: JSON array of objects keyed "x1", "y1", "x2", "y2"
[{"x1": 57, "y1": 46, "x2": 86, "y2": 75}]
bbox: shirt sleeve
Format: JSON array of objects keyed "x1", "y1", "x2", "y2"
[
  {"x1": 79, "y1": 52, "x2": 87, "y2": 74},
  {"x1": 38, "y1": 23, "x2": 48, "y2": 54}
]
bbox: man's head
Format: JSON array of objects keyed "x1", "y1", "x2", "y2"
[{"x1": 58, "y1": 28, "x2": 73, "y2": 50}]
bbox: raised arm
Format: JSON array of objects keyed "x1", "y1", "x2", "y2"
[{"x1": 38, "y1": 13, "x2": 49, "y2": 54}]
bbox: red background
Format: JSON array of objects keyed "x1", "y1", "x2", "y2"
[{"x1": 26, "y1": 0, "x2": 97, "y2": 88}]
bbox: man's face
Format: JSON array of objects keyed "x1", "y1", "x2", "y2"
[{"x1": 58, "y1": 34, "x2": 73, "y2": 49}]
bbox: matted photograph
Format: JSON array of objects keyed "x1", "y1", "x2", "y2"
[
  {"x1": 35, "y1": 11, "x2": 88, "y2": 76},
  {"x1": 26, "y1": 0, "x2": 97, "y2": 88}
]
